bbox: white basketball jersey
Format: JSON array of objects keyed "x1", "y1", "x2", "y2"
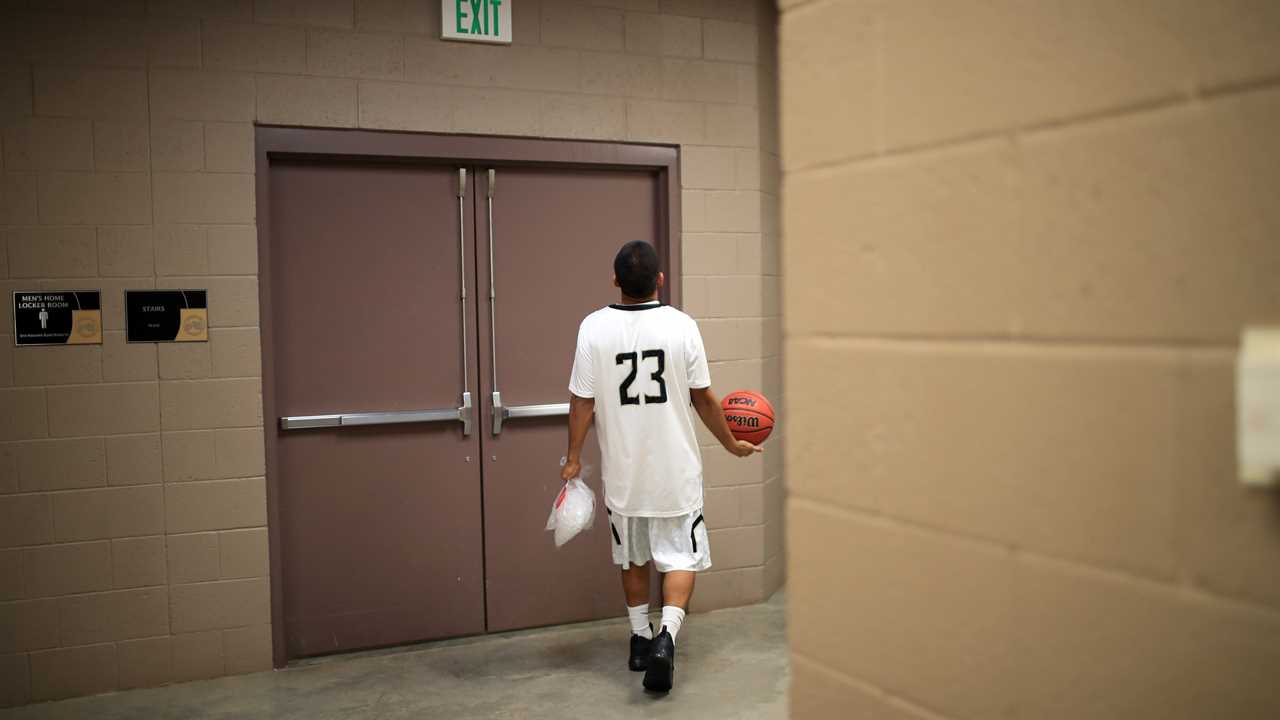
[{"x1": 568, "y1": 302, "x2": 711, "y2": 517}]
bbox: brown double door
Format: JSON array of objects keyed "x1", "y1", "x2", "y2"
[{"x1": 268, "y1": 159, "x2": 661, "y2": 660}]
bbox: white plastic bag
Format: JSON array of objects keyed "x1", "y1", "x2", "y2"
[{"x1": 545, "y1": 459, "x2": 595, "y2": 547}]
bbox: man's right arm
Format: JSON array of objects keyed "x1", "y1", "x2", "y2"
[
  {"x1": 561, "y1": 393, "x2": 595, "y2": 481},
  {"x1": 564, "y1": 319, "x2": 596, "y2": 482}
]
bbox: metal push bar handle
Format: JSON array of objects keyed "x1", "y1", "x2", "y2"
[
  {"x1": 486, "y1": 169, "x2": 505, "y2": 436},
  {"x1": 505, "y1": 402, "x2": 570, "y2": 419},
  {"x1": 457, "y1": 169, "x2": 473, "y2": 436},
  {"x1": 281, "y1": 405, "x2": 471, "y2": 431},
  {"x1": 492, "y1": 402, "x2": 570, "y2": 434}
]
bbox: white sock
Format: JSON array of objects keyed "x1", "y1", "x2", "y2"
[
  {"x1": 660, "y1": 605, "x2": 686, "y2": 642},
  {"x1": 628, "y1": 604, "x2": 652, "y2": 639}
]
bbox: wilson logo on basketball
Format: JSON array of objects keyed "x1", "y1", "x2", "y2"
[{"x1": 720, "y1": 390, "x2": 775, "y2": 445}]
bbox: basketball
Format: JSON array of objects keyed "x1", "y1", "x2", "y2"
[{"x1": 722, "y1": 390, "x2": 775, "y2": 445}]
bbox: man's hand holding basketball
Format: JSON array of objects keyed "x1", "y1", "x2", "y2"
[{"x1": 728, "y1": 439, "x2": 762, "y2": 458}]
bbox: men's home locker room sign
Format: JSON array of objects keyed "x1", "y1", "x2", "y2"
[
  {"x1": 12, "y1": 291, "x2": 102, "y2": 346},
  {"x1": 442, "y1": 0, "x2": 511, "y2": 44},
  {"x1": 125, "y1": 290, "x2": 209, "y2": 343}
]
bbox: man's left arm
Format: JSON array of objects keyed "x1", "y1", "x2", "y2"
[
  {"x1": 686, "y1": 319, "x2": 759, "y2": 457},
  {"x1": 691, "y1": 387, "x2": 760, "y2": 457}
]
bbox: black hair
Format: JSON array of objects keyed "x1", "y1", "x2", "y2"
[{"x1": 613, "y1": 241, "x2": 660, "y2": 299}]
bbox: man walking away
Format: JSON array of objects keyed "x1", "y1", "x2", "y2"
[{"x1": 562, "y1": 240, "x2": 760, "y2": 693}]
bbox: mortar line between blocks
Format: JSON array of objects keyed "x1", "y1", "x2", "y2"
[
  {"x1": 790, "y1": 651, "x2": 955, "y2": 720},
  {"x1": 789, "y1": 332, "x2": 1239, "y2": 354},
  {"x1": 784, "y1": 79, "x2": 1280, "y2": 180},
  {"x1": 789, "y1": 497, "x2": 1280, "y2": 621}
]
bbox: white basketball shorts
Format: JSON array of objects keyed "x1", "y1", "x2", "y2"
[{"x1": 607, "y1": 507, "x2": 712, "y2": 573}]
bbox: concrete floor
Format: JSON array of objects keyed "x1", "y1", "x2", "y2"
[{"x1": 2, "y1": 591, "x2": 788, "y2": 720}]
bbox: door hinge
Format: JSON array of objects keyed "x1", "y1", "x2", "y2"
[
  {"x1": 457, "y1": 168, "x2": 466, "y2": 198},
  {"x1": 487, "y1": 168, "x2": 495, "y2": 198}
]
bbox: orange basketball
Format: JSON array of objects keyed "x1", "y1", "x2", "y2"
[{"x1": 722, "y1": 390, "x2": 775, "y2": 445}]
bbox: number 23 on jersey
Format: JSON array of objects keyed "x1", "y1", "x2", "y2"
[{"x1": 616, "y1": 350, "x2": 668, "y2": 406}]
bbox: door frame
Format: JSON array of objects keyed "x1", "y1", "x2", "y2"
[{"x1": 255, "y1": 126, "x2": 682, "y2": 668}]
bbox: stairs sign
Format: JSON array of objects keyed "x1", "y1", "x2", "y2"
[{"x1": 443, "y1": 0, "x2": 512, "y2": 44}]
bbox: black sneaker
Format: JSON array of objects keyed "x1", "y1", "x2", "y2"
[
  {"x1": 629, "y1": 625, "x2": 653, "y2": 672},
  {"x1": 643, "y1": 627, "x2": 675, "y2": 693}
]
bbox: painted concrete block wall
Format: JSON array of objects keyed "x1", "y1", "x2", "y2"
[
  {"x1": 780, "y1": 1, "x2": 1280, "y2": 718},
  {"x1": 0, "y1": 0, "x2": 781, "y2": 706}
]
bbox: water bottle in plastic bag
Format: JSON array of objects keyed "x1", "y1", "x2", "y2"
[{"x1": 546, "y1": 459, "x2": 595, "y2": 547}]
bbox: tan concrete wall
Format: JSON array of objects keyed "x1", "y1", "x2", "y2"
[
  {"x1": 0, "y1": 0, "x2": 781, "y2": 705},
  {"x1": 781, "y1": 1, "x2": 1280, "y2": 718}
]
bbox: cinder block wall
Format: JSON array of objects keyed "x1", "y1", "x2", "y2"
[
  {"x1": 781, "y1": 1, "x2": 1280, "y2": 718},
  {"x1": 0, "y1": 0, "x2": 781, "y2": 706}
]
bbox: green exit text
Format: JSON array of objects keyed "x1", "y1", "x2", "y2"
[{"x1": 456, "y1": 0, "x2": 504, "y2": 37}]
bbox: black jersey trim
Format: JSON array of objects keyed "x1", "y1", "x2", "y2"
[{"x1": 609, "y1": 302, "x2": 665, "y2": 311}]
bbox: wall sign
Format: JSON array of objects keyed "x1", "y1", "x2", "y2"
[
  {"x1": 442, "y1": 0, "x2": 511, "y2": 44},
  {"x1": 12, "y1": 291, "x2": 102, "y2": 346},
  {"x1": 1239, "y1": 326, "x2": 1280, "y2": 487},
  {"x1": 126, "y1": 290, "x2": 209, "y2": 343}
]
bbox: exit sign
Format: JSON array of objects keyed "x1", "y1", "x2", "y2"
[{"x1": 443, "y1": 0, "x2": 512, "y2": 44}]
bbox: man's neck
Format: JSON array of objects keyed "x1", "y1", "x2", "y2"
[{"x1": 618, "y1": 295, "x2": 659, "y2": 305}]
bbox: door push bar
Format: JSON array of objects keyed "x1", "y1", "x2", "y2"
[
  {"x1": 281, "y1": 398, "x2": 474, "y2": 432},
  {"x1": 457, "y1": 168, "x2": 473, "y2": 436},
  {"x1": 485, "y1": 169, "x2": 503, "y2": 436},
  {"x1": 490, "y1": 400, "x2": 569, "y2": 435}
]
